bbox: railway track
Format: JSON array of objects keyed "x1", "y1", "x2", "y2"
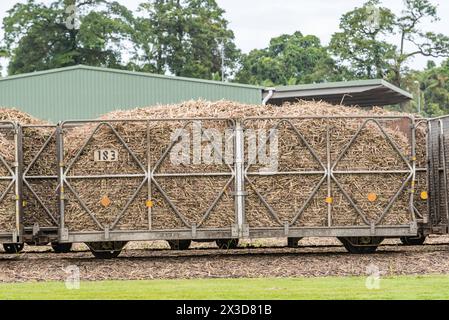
[
  {"x1": 1, "y1": 239, "x2": 449, "y2": 283},
  {"x1": 2, "y1": 240, "x2": 449, "y2": 256}
]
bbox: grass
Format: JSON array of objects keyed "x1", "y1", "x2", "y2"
[{"x1": 0, "y1": 275, "x2": 448, "y2": 300}]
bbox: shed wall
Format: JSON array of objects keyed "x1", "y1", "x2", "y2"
[{"x1": 0, "y1": 67, "x2": 262, "y2": 122}]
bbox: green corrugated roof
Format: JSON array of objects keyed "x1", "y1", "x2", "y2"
[
  {"x1": 0, "y1": 65, "x2": 263, "y2": 122},
  {"x1": 264, "y1": 79, "x2": 413, "y2": 107},
  {"x1": 271, "y1": 79, "x2": 412, "y2": 99},
  {"x1": 0, "y1": 65, "x2": 263, "y2": 90}
]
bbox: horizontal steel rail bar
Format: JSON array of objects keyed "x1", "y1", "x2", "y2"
[
  {"x1": 246, "y1": 171, "x2": 325, "y2": 176},
  {"x1": 0, "y1": 121, "x2": 16, "y2": 130},
  {"x1": 332, "y1": 170, "x2": 412, "y2": 174},
  {"x1": 23, "y1": 176, "x2": 58, "y2": 179},
  {"x1": 0, "y1": 235, "x2": 16, "y2": 241},
  {"x1": 153, "y1": 172, "x2": 233, "y2": 178},
  {"x1": 21, "y1": 125, "x2": 57, "y2": 129},
  {"x1": 23, "y1": 226, "x2": 58, "y2": 232},
  {"x1": 62, "y1": 229, "x2": 235, "y2": 243},
  {"x1": 61, "y1": 118, "x2": 235, "y2": 127},
  {"x1": 242, "y1": 115, "x2": 415, "y2": 121},
  {"x1": 248, "y1": 226, "x2": 417, "y2": 238},
  {"x1": 59, "y1": 225, "x2": 417, "y2": 243},
  {"x1": 65, "y1": 174, "x2": 147, "y2": 179}
]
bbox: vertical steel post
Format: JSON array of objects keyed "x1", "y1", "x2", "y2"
[
  {"x1": 14, "y1": 125, "x2": 23, "y2": 243},
  {"x1": 439, "y1": 120, "x2": 449, "y2": 224},
  {"x1": 234, "y1": 120, "x2": 245, "y2": 237},
  {"x1": 326, "y1": 123, "x2": 332, "y2": 227},
  {"x1": 56, "y1": 125, "x2": 66, "y2": 241},
  {"x1": 410, "y1": 118, "x2": 417, "y2": 221},
  {"x1": 424, "y1": 120, "x2": 430, "y2": 225},
  {"x1": 147, "y1": 121, "x2": 152, "y2": 230}
]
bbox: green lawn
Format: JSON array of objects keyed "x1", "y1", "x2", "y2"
[{"x1": 0, "y1": 276, "x2": 448, "y2": 300}]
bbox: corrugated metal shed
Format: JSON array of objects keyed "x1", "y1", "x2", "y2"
[
  {"x1": 263, "y1": 79, "x2": 413, "y2": 107},
  {"x1": 0, "y1": 65, "x2": 263, "y2": 123}
]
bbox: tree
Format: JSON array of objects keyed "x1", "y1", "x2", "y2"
[
  {"x1": 0, "y1": 49, "x2": 7, "y2": 75},
  {"x1": 2, "y1": 0, "x2": 134, "y2": 75},
  {"x1": 235, "y1": 31, "x2": 345, "y2": 87},
  {"x1": 406, "y1": 59, "x2": 449, "y2": 116},
  {"x1": 133, "y1": 0, "x2": 240, "y2": 80},
  {"x1": 330, "y1": 0, "x2": 449, "y2": 86},
  {"x1": 330, "y1": 0, "x2": 395, "y2": 79}
]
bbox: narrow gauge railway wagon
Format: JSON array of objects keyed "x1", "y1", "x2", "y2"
[
  {"x1": 0, "y1": 121, "x2": 22, "y2": 253},
  {"x1": 426, "y1": 116, "x2": 449, "y2": 236},
  {"x1": 242, "y1": 115, "x2": 418, "y2": 253},
  {"x1": 57, "y1": 118, "x2": 238, "y2": 258},
  {"x1": 54, "y1": 114, "x2": 420, "y2": 258}
]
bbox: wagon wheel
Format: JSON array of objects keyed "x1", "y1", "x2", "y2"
[
  {"x1": 216, "y1": 239, "x2": 239, "y2": 249},
  {"x1": 90, "y1": 250, "x2": 122, "y2": 259},
  {"x1": 338, "y1": 237, "x2": 384, "y2": 254},
  {"x1": 3, "y1": 243, "x2": 24, "y2": 254},
  {"x1": 26, "y1": 242, "x2": 49, "y2": 246},
  {"x1": 167, "y1": 240, "x2": 192, "y2": 251},
  {"x1": 400, "y1": 234, "x2": 427, "y2": 246},
  {"x1": 86, "y1": 241, "x2": 127, "y2": 259},
  {"x1": 287, "y1": 237, "x2": 303, "y2": 248},
  {"x1": 51, "y1": 242, "x2": 73, "y2": 254}
]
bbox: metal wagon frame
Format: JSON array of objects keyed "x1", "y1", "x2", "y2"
[
  {"x1": 0, "y1": 121, "x2": 22, "y2": 244},
  {"x1": 20, "y1": 124, "x2": 60, "y2": 244},
  {"x1": 427, "y1": 116, "x2": 449, "y2": 235},
  {"x1": 55, "y1": 114, "x2": 420, "y2": 246},
  {"x1": 57, "y1": 118, "x2": 239, "y2": 244},
  {"x1": 240, "y1": 115, "x2": 419, "y2": 239}
]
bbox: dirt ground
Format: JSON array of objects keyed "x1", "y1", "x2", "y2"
[{"x1": 1, "y1": 236, "x2": 449, "y2": 283}]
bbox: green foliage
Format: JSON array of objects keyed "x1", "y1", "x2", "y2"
[
  {"x1": 406, "y1": 59, "x2": 449, "y2": 116},
  {"x1": 331, "y1": 0, "x2": 449, "y2": 86},
  {"x1": 0, "y1": 48, "x2": 7, "y2": 74},
  {"x1": 330, "y1": 0, "x2": 396, "y2": 79},
  {"x1": 2, "y1": 0, "x2": 135, "y2": 75},
  {"x1": 133, "y1": 0, "x2": 240, "y2": 79},
  {"x1": 1, "y1": 0, "x2": 448, "y2": 101},
  {"x1": 235, "y1": 32, "x2": 345, "y2": 86}
]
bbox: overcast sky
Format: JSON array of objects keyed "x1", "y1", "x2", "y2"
[{"x1": 1, "y1": 0, "x2": 448, "y2": 76}]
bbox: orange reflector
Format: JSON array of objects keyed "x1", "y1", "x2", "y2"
[
  {"x1": 100, "y1": 196, "x2": 111, "y2": 207},
  {"x1": 325, "y1": 197, "x2": 333, "y2": 204},
  {"x1": 367, "y1": 193, "x2": 378, "y2": 202},
  {"x1": 146, "y1": 200, "x2": 154, "y2": 208},
  {"x1": 421, "y1": 191, "x2": 428, "y2": 200}
]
